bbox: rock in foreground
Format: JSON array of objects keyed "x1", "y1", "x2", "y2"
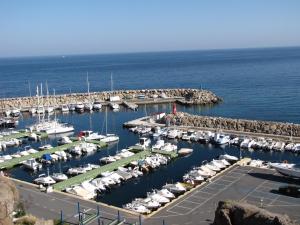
[{"x1": 213, "y1": 201, "x2": 299, "y2": 225}]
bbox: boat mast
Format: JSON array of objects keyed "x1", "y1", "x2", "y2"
[
  {"x1": 105, "y1": 107, "x2": 108, "y2": 135},
  {"x1": 53, "y1": 88, "x2": 57, "y2": 121},
  {"x1": 86, "y1": 72, "x2": 90, "y2": 104},
  {"x1": 46, "y1": 81, "x2": 50, "y2": 120},
  {"x1": 110, "y1": 73, "x2": 113, "y2": 92},
  {"x1": 40, "y1": 83, "x2": 45, "y2": 121},
  {"x1": 36, "y1": 85, "x2": 40, "y2": 123}
]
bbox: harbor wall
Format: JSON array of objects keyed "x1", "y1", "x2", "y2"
[
  {"x1": 0, "y1": 88, "x2": 221, "y2": 110},
  {"x1": 163, "y1": 112, "x2": 300, "y2": 137}
]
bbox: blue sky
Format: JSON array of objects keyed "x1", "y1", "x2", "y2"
[{"x1": 0, "y1": 0, "x2": 300, "y2": 57}]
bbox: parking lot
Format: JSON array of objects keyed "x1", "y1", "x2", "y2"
[{"x1": 144, "y1": 165, "x2": 300, "y2": 225}]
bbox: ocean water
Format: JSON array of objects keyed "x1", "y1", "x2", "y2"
[
  {"x1": 1, "y1": 47, "x2": 300, "y2": 207},
  {"x1": 1, "y1": 47, "x2": 300, "y2": 122}
]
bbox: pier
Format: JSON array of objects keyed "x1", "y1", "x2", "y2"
[
  {"x1": 53, "y1": 150, "x2": 152, "y2": 191},
  {"x1": 0, "y1": 140, "x2": 107, "y2": 169},
  {"x1": 0, "y1": 130, "x2": 48, "y2": 142},
  {"x1": 0, "y1": 88, "x2": 221, "y2": 112}
]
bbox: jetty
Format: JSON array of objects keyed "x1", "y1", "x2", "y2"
[
  {"x1": 0, "y1": 130, "x2": 48, "y2": 142},
  {"x1": 53, "y1": 150, "x2": 152, "y2": 191},
  {"x1": 0, "y1": 88, "x2": 221, "y2": 113},
  {"x1": 0, "y1": 140, "x2": 107, "y2": 169}
]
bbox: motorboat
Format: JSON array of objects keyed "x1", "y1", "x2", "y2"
[
  {"x1": 34, "y1": 174, "x2": 56, "y2": 185},
  {"x1": 214, "y1": 133, "x2": 230, "y2": 145},
  {"x1": 22, "y1": 158, "x2": 42, "y2": 171},
  {"x1": 57, "y1": 136, "x2": 72, "y2": 145},
  {"x1": 109, "y1": 102, "x2": 120, "y2": 110},
  {"x1": 67, "y1": 167, "x2": 86, "y2": 175},
  {"x1": 178, "y1": 148, "x2": 193, "y2": 156},
  {"x1": 199, "y1": 165, "x2": 216, "y2": 176},
  {"x1": 134, "y1": 198, "x2": 161, "y2": 210},
  {"x1": 93, "y1": 101, "x2": 102, "y2": 110},
  {"x1": 167, "y1": 129, "x2": 179, "y2": 139},
  {"x1": 211, "y1": 159, "x2": 226, "y2": 169},
  {"x1": 84, "y1": 103, "x2": 93, "y2": 111},
  {"x1": 240, "y1": 138, "x2": 250, "y2": 148},
  {"x1": 124, "y1": 203, "x2": 151, "y2": 214},
  {"x1": 90, "y1": 178, "x2": 107, "y2": 192},
  {"x1": 69, "y1": 145, "x2": 82, "y2": 155},
  {"x1": 38, "y1": 144, "x2": 53, "y2": 151},
  {"x1": 136, "y1": 137, "x2": 151, "y2": 149},
  {"x1": 11, "y1": 109, "x2": 21, "y2": 117},
  {"x1": 65, "y1": 185, "x2": 95, "y2": 200},
  {"x1": 11, "y1": 152, "x2": 21, "y2": 158},
  {"x1": 45, "y1": 106, "x2": 54, "y2": 114},
  {"x1": 270, "y1": 163, "x2": 300, "y2": 178},
  {"x1": 157, "y1": 189, "x2": 175, "y2": 199},
  {"x1": 219, "y1": 159, "x2": 231, "y2": 166},
  {"x1": 163, "y1": 182, "x2": 186, "y2": 194},
  {"x1": 160, "y1": 143, "x2": 177, "y2": 152},
  {"x1": 51, "y1": 173, "x2": 68, "y2": 182},
  {"x1": 80, "y1": 142, "x2": 97, "y2": 153},
  {"x1": 206, "y1": 162, "x2": 221, "y2": 172},
  {"x1": 78, "y1": 130, "x2": 105, "y2": 141},
  {"x1": 60, "y1": 104, "x2": 69, "y2": 113},
  {"x1": 219, "y1": 154, "x2": 238, "y2": 163},
  {"x1": 100, "y1": 134, "x2": 119, "y2": 143},
  {"x1": 75, "y1": 102, "x2": 84, "y2": 112},
  {"x1": 100, "y1": 156, "x2": 117, "y2": 164},
  {"x1": 44, "y1": 122, "x2": 74, "y2": 135},
  {"x1": 152, "y1": 139, "x2": 165, "y2": 150},
  {"x1": 148, "y1": 193, "x2": 170, "y2": 204}
]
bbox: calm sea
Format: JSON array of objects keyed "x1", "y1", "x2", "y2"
[{"x1": 1, "y1": 47, "x2": 300, "y2": 207}]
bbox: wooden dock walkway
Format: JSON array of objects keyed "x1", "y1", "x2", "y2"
[
  {"x1": 0, "y1": 140, "x2": 107, "y2": 169},
  {"x1": 0, "y1": 130, "x2": 48, "y2": 142},
  {"x1": 53, "y1": 150, "x2": 152, "y2": 191}
]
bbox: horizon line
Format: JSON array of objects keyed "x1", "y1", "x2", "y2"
[{"x1": 1, "y1": 44, "x2": 300, "y2": 59}]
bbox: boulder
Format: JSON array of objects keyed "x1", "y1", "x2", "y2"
[{"x1": 213, "y1": 201, "x2": 299, "y2": 225}]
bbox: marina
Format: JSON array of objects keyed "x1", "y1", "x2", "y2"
[{"x1": 0, "y1": 47, "x2": 300, "y2": 224}]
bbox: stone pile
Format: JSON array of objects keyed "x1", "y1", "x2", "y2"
[
  {"x1": 0, "y1": 88, "x2": 221, "y2": 110},
  {"x1": 163, "y1": 112, "x2": 300, "y2": 137}
]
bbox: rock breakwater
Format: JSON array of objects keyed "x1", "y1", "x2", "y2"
[
  {"x1": 0, "y1": 88, "x2": 221, "y2": 110},
  {"x1": 164, "y1": 112, "x2": 300, "y2": 137}
]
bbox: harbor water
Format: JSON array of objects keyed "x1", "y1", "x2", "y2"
[{"x1": 1, "y1": 47, "x2": 300, "y2": 207}]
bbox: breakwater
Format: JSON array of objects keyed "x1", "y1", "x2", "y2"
[
  {"x1": 0, "y1": 88, "x2": 221, "y2": 111},
  {"x1": 163, "y1": 112, "x2": 300, "y2": 138}
]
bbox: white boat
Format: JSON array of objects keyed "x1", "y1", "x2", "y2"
[
  {"x1": 93, "y1": 101, "x2": 102, "y2": 110},
  {"x1": 65, "y1": 185, "x2": 95, "y2": 200},
  {"x1": 44, "y1": 122, "x2": 74, "y2": 135},
  {"x1": 57, "y1": 136, "x2": 72, "y2": 145},
  {"x1": 75, "y1": 102, "x2": 84, "y2": 112},
  {"x1": 69, "y1": 145, "x2": 82, "y2": 155},
  {"x1": 199, "y1": 165, "x2": 216, "y2": 176},
  {"x1": 214, "y1": 133, "x2": 230, "y2": 145},
  {"x1": 38, "y1": 144, "x2": 53, "y2": 151},
  {"x1": 219, "y1": 154, "x2": 238, "y2": 163},
  {"x1": 206, "y1": 162, "x2": 221, "y2": 172},
  {"x1": 67, "y1": 167, "x2": 86, "y2": 175},
  {"x1": 22, "y1": 158, "x2": 42, "y2": 171},
  {"x1": 134, "y1": 198, "x2": 160, "y2": 210},
  {"x1": 51, "y1": 173, "x2": 68, "y2": 182},
  {"x1": 79, "y1": 130, "x2": 105, "y2": 141},
  {"x1": 60, "y1": 104, "x2": 69, "y2": 113},
  {"x1": 100, "y1": 156, "x2": 116, "y2": 164},
  {"x1": 101, "y1": 134, "x2": 119, "y2": 143},
  {"x1": 80, "y1": 142, "x2": 97, "y2": 153},
  {"x1": 211, "y1": 159, "x2": 226, "y2": 169},
  {"x1": 240, "y1": 138, "x2": 250, "y2": 148},
  {"x1": 270, "y1": 163, "x2": 300, "y2": 178},
  {"x1": 163, "y1": 182, "x2": 186, "y2": 194},
  {"x1": 124, "y1": 203, "x2": 151, "y2": 214},
  {"x1": 34, "y1": 174, "x2": 56, "y2": 185},
  {"x1": 178, "y1": 148, "x2": 193, "y2": 156},
  {"x1": 148, "y1": 193, "x2": 170, "y2": 204},
  {"x1": 157, "y1": 189, "x2": 175, "y2": 199},
  {"x1": 11, "y1": 109, "x2": 21, "y2": 117},
  {"x1": 109, "y1": 102, "x2": 120, "y2": 110},
  {"x1": 167, "y1": 129, "x2": 178, "y2": 139},
  {"x1": 136, "y1": 137, "x2": 151, "y2": 149},
  {"x1": 152, "y1": 139, "x2": 165, "y2": 150},
  {"x1": 84, "y1": 103, "x2": 93, "y2": 111},
  {"x1": 160, "y1": 143, "x2": 177, "y2": 152}
]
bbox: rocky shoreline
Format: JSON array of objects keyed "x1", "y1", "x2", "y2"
[
  {"x1": 163, "y1": 112, "x2": 300, "y2": 137},
  {"x1": 0, "y1": 88, "x2": 221, "y2": 110}
]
